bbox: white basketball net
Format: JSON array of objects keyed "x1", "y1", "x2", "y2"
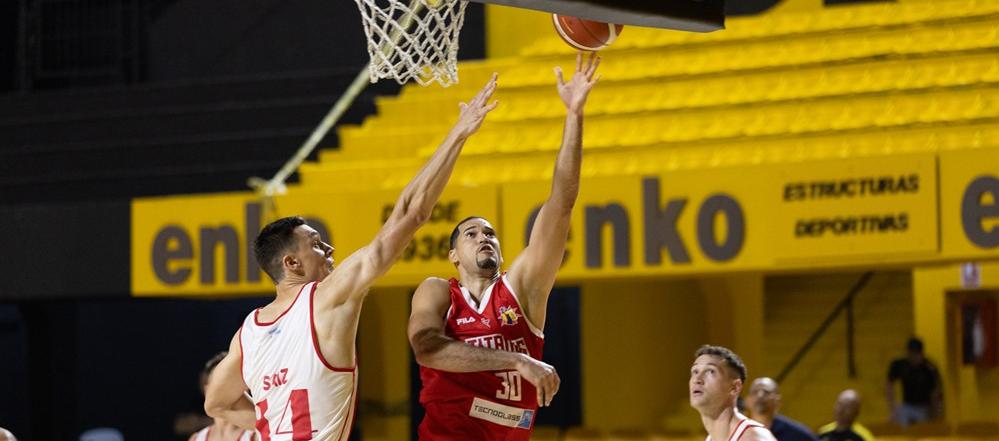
[{"x1": 354, "y1": 0, "x2": 469, "y2": 87}]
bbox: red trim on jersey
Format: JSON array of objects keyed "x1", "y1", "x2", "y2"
[
  {"x1": 237, "y1": 328, "x2": 247, "y2": 386},
  {"x1": 729, "y1": 418, "x2": 765, "y2": 441},
  {"x1": 335, "y1": 370, "x2": 358, "y2": 441},
  {"x1": 309, "y1": 283, "x2": 356, "y2": 372},
  {"x1": 253, "y1": 283, "x2": 309, "y2": 326}
]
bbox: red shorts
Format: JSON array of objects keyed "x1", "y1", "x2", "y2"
[{"x1": 418, "y1": 397, "x2": 536, "y2": 441}]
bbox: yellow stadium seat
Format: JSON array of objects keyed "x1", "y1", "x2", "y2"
[
  {"x1": 906, "y1": 423, "x2": 952, "y2": 438},
  {"x1": 871, "y1": 435, "x2": 913, "y2": 441},
  {"x1": 532, "y1": 426, "x2": 562, "y2": 441},
  {"x1": 607, "y1": 429, "x2": 655, "y2": 441},
  {"x1": 955, "y1": 421, "x2": 999, "y2": 438},
  {"x1": 564, "y1": 427, "x2": 608, "y2": 441},
  {"x1": 913, "y1": 437, "x2": 964, "y2": 441}
]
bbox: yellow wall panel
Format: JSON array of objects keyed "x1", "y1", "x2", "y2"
[
  {"x1": 132, "y1": 186, "x2": 498, "y2": 296},
  {"x1": 580, "y1": 279, "x2": 708, "y2": 431},
  {"x1": 940, "y1": 147, "x2": 999, "y2": 259},
  {"x1": 358, "y1": 287, "x2": 413, "y2": 441}
]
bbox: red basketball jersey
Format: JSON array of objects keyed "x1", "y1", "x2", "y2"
[{"x1": 418, "y1": 275, "x2": 545, "y2": 441}]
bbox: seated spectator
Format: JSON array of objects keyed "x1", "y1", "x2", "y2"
[
  {"x1": 747, "y1": 377, "x2": 818, "y2": 441},
  {"x1": 818, "y1": 389, "x2": 875, "y2": 441}
]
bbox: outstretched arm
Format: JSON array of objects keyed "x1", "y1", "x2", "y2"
[
  {"x1": 204, "y1": 332, "x2": 255, "y2": 430},
  {"x1": 315, "y1": 74, "x2": 499, "y2": 309},
  {"x1": 408, "y1": 277, "x2": 561, "y2": 406},
  {"x1": 507, "y1": 52, "x2": 600, "y2": 329}
]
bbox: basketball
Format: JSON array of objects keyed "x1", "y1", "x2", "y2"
[{"x1": 552, "y1": 14, "x2": 624, "y2": 51}]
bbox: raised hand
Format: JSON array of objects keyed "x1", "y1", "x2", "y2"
[
  {"x1": 555, "y1": 52, "x2": 601, "y2": 115},
  {"x1": 454, "y1": 73, "x2": 500, "y2": 138}
]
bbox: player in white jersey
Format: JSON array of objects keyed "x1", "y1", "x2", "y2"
[
  {"x1": 204, "y1": 75, "x2": 500, "y2": 440},
  {"x1": 690, "y1": 345, "x2": 777, "y2": 441},
  {"x1": 191, "y1": 352, "x2": 256, "y2": 441}
]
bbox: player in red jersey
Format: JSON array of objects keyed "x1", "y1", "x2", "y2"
[
  {"x1": 203, "y1": 75, "x2": 499, "y2": 440},
  {"x1": 408, "y1": 52, "x2": 600, "y2": 441},
  {"x1": 690, "y1": 345, "x2": 777, "y2": 441}
]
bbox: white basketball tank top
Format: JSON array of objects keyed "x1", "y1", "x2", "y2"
[
  {"x1": 240, "y1": 282, "x2": 357, "y2": 441},
  {"x1": 706, "y1": 417, "x2": 767, "y2": 441},
  {"x1": 192, "y1": 426, "x2": 254, "y2": 441}
]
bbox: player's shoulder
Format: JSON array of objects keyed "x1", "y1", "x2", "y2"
[
  {"x1": 744, "y1": 425, "x2": 778, "y2": 441},
  {"x1": 421, "y1": 276, "x2": 450, "y2": 285},
  {"x1": 418, "y1": 277, "x2": 451, "y2": 290},
  {"x1": 414, "y1": 277, "x2": 453, "y2": 303},
  {"x1": 188, "y1": 427, "x2": 206, "y2": 441}
]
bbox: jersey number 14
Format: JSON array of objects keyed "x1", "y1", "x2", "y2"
[{"x1": 255, "y1": 389, "x2": 316, "y2": 440}]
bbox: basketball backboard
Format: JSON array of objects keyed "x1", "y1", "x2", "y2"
[{"x1": 470, "y1": 0, "x2": 725, "y2": 32}]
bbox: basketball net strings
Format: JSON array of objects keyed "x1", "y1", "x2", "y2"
[{"x1": 248, "y1": 0, "x2": 427, "y2": 221}]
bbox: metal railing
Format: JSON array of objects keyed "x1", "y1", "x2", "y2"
[{"x1": 775, "y1": 271, "x2": 874, "y2": 384}]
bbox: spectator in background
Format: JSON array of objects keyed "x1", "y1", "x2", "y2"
[
  {"x1": 817, "y1": 389, "x2": 875, "y2": 441},
  {"x1": 0, "y1": 427, "x2": 16, "y2": 441},
  {"x1": 747, "y1": 377, "x2": 818, "y2": 441},
  {"x1": 886, "y1": 337, "x2": 943, "y2": 426}
]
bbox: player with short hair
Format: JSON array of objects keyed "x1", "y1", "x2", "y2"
[
  {"x1": 204, "y1": 75, "x2": 500, "y2": 440},
  {"x1": 408, "y1": 52, "x2": 600, "y2": 440},
  {"x1": 690, "y1": 345, "x2": 777, "y2": 441}
]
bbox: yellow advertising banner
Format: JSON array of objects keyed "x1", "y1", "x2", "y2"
[
  {"x1": 770, "y1": 153, "x2": 938, "y2": 264},
  {"x1": 501, "y1": 169, "x2": 774, "y2": 278},
  {"x1": 131, "y1": 186, "x2": 497, "y2": 296},
  {"x1": 132, "y1": 151, "x2": 999, "y2": 296},
  {"x1": 940, "y1": 147, "x2": 999, "y2": 259},
  {"x1": 500, "y1": 154, "x2": 938, "y2": 278}
]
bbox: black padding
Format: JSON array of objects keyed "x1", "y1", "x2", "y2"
[{"x1": 469, "y1": 0, "x2": 725, "y2": 32}]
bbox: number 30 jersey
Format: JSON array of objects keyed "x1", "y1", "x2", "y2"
[
  {"x1": 418, "y1": 275, "x2": 545, "y2": 440},
  {"x1": 240, "y1": 282, "x2": 357, "y2": 441}
]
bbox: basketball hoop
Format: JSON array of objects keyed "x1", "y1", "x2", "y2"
[{"x1": 353, "y1": 0, "x2": 469, "y2": 87}]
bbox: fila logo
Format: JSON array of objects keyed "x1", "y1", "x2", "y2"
[{"x1": 457, "y1": 317, "x2": 477, "y2": 326}]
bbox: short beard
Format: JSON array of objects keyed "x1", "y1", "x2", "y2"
[{"x1": 476, "y1": 256, "x2": 498, "y2": 270}]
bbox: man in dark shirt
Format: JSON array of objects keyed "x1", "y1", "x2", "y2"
[
  {"x1": 747, "y1": 377, "x2": 818, "y2": 441},
  {"x1": 817, "y1": 389, "x2": 875, "y2": 441},
  {"x1": 886, "y1": 337, "x2": 943, "y2": 426}
]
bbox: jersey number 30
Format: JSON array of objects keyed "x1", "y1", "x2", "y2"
[
  {"x1": 256, "y1": 389, "x2": 316, "y2": 441},
  {"x1": 495, "y1": 371, "x2": 522, "y2": 401}
]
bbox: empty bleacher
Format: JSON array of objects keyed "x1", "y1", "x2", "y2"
[
  {"x1": 0, "y1": 70, "x2": 397, "y2": 205},
  {"x1": 301, "y1": 0, "x2": 999, "y2": 194}
]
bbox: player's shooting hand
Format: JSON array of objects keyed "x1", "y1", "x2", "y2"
[
  {"x1": 555, "y1": 51, "x2": 600, "y2": 115},
  {"x1": 454, "y1": 73, "x2": 500, "y2": 138},
  {"x1": 515, "y1": 354, "x2": 561, "y2": 407}
]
